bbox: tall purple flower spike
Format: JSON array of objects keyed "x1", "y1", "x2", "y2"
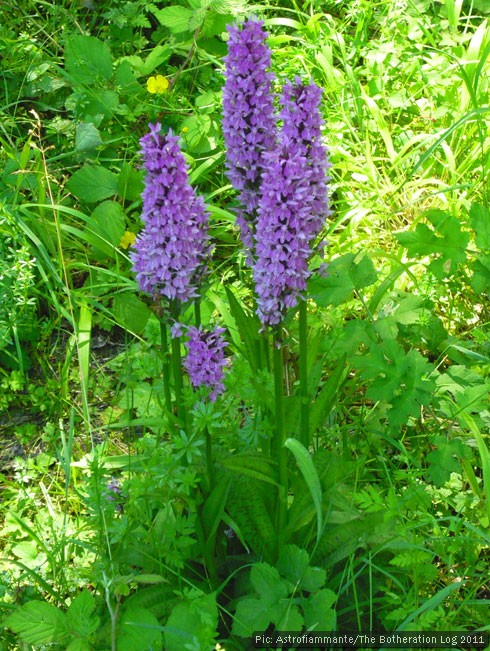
[
  {"x1": 131, "y1": 123, "x2": 211, "y2": 302},
  {"x1": 222, "y1": 18, "x2": 277, "y2": 256},
  {"x1": 253, "y1": 79, "x2": 331, "y2": 327},
  {"x1": 184, "y1": 326, "x2": 228, "y2": 401}
]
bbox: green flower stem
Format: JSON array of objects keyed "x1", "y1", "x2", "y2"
[
  {"x1": 205, "y1": 425, "x2": 214, "y2": 491},
  {"x1": 170, "y1": 302, "x2": 186, "y2": 430},
  {"x1": 257, "y1": 332, "x2": 270, "y2": 457},
  {"x1": 273, "y1": 334, "x2": 287, "y2": 547},
  {"x1": 194, "y1": 298, "x2": 201, "y2": 328},
  {"x1": 159, "y1": 318, "x2": 172, "y2": 416},
  {"x1": 262, "y1": 332, "x2": 271, "y2": 371},
  {"x1": 299, "y1": 299, "x2": 310, "y2": 447}
]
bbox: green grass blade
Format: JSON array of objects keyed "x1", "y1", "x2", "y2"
[
  {"x1": 77, "y1": 301, "x2": 92, "y2": 431},
  {"x1": 460, "y1": 411, "x2": 490, "y2": 525},
  {"x1": 393, "y1": 581, "x2": 464, "y2": 634}
]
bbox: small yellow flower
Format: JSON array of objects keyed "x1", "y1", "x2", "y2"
[
  {"x1": 120, "y1": 231, "x2": 136, "y2": 249},
  {"x1": 147, "y1": 75, "x2": 170, "y2": 94},
  {"x1": 215, "y1": 645, "x2": 225, "y2": 651},
  {"x1": 181, "y1": 126, "x2": 189, "y2": 134}
]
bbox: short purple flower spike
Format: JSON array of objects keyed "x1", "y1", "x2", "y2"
[
  {"x1": 131, "y1": 123, "x2": 211, "y2": 303},
  {"x1": 184, "y1": 326, "x2": 228, "y2": 401},
  {"x1": 253, "y1": 79, "x2": 331, "y2": 326},
  {"x1": 223, "y1": 18, "x2": 277, "y2": 255}
]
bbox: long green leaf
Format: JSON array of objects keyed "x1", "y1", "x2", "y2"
[
  {"x1": 410, "y1": 107, "x2": 490, "y2": 177},
  {"x1": 201, "y1": 477, "x2": 231, "y2": 540},
  {"x1": 460, "y1": 411, "x2": 490, "y2": 525},
  {"x1": 393, "y1": 581, "x2": 464, "y2": 634},
  {"x1": 77, "y1": 301, "x2": 92, "y2": 429},
  {"x1": 284, "y1": 438, "x2": 323, "y2": 544},
  {"x1": 309, "y1": 356, "x2": 347, "y2": 435},
  {"x1": 225, "y1": 286, "x2": 262, "y2": 371},
  {"x1": 222, "y1": 453, "x2": 279, "y2": 487}
]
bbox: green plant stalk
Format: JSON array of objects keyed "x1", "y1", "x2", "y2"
[
  {"x1": 262, "y1": 333, "x2": 270, "y2": 371},
  {"x1": 195, "y1": 298, "x2": 201, "y2": 327},
  {"x1": 170, "y1": 330, "x2": 186, "y2": 430},
  {"x1": 273, "y1": 334, "x2": 287, "y2": 548},
  {"x1": 257, "y1": 332, "x2": 271, "y2": 457},
  {"x1": 11, "y1": 325, "x2": 24, "y2": 376},
  {"x1": 205, "y1": 425, "x2": 214, "y2": 491},
  {"x1": 299, "y1": 299, "x2": 309, "y2": 447},
  {"x1": 170, "y1": 301, "x2": 187, "y2": 430},
  {"x1": 159, "y1": 317, "x2": 172, "y2": 416}
]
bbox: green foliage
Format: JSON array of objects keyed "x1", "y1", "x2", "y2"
[
  {"x1": 1, "y1": 0, "x2": 490, "y2": 646},
  {"x1": 0, "y1": 213, "x2": 38, "y2": 371},
  {"x1": 66, "y1": 167, "x2": 119, "y2": 204},
  {"x1": 4, "y1": 591, "x2": 100, "y2": 648},
  {"x1": 164, "y1": 590, "x2": 218, "y2": 651},
  {"x1": 117, "y1": 607, "x2": 163, "y2": 651},
  {"x1": 396, "y1": 208, "x2": 470, "y2": 277},
  {"x1": 426, "y1": 436, "x2": 471, "y2": 487},
  {"x1": 284, "y1": 438, "x2": 323, "y2": 544},
  {"x1": 354, "y1": 338, "x2": 436, "y2": 429},
  {"x1": 5, "y1": 601, "x2": 68, "y2": 645},
  {"x1": 65, "y1": 35, "x2": 113, "y2": 85},
  {"x1": 309, "y1": 252, "x2": 377, "y2": 307},
  {"x1": 232, "y1": 545, "x2": 336, "y2": 636}
]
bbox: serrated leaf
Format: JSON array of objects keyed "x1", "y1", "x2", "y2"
[
  {"x1": 83, "y1": 89, "x2": 119, "y2": 120},
  {"x1": 153, "y1": 6, "x2": 193, "y2": 33},
  {"x1": 11, "y1": 540, "x2": 38, "y2": 561},
  {"x1": 164, "y1": 593, "x2": 217, "y2": 651},
  {"x1": 276, "y1": 544, "x2": 310, "y2": 586},
  {"x1": 301, "y1": 565, "x2": 328, "y2": 592},
  {"x1": 117, "y1": 163, "x2": 144, "y2": 202},
  {"x1": 426, "y1": 438, "x2": 466, "y2": 487},
  {"x1": 181, "y1": 114, "x2": 211, "y2": 151},
  {"x1": 118, "y1": 607, "x2": 162, "y2": 651},
  {"x1": 391, "y1": 293, "x2": 428, "y2": 325},
  {"x1": 251, "y1": 563, "x2": 287, "y2": 607},
  {"x1": 67, "y1": 166, "x2": 118, "y2": 203},
  {"x1": 354, "y1": 340, "x2": 436, "y2": 428},
  {"x1": 67, "y1": 590, "x2": 99, "y2": 639},
  {"x1": 66, "y1": 639, "x2": 93, "y2": 651},
  {"x1": 85, "y1": 200, "x2": 125, "y2": 257},
  {"x1": 142, "y1": 44, "x2": 171, "y2": 75},
  {"x1": 112, "y1": 293, "x2": 151, "y2": 334},
  {"x1": 275, "y1": 604, "x2": 304, "y2": 631},
  {"x1": 209, "y1": 0, "x2": 247, "y2": 14},
  {"x1": 470, "y1": 203, "x2": 490, "y2": 251},
  {"x1": 232, "y1": 597, "x2": 271, "y2": 637},
  {"x1": 396, "y1": 209, "x2": 469, "y2": 275},
  {"x1": 5, "y1": 601, "x2": 68, "y2": 645},
  {"x1": 276, "y1": 544, "x2": 326, "y2": 592},
  {"x1": 308, "y1": 253, "x2": 377, "y2": 307},
  {"x1": 115, "y1": 61, "x2": 140, "y2": 92},
  {"x1": 65, "y1": 35, "x2": 113, "y2": 84},
  {"x1": 304, "y1": 589, "x2": 337, "y2": 630},
  {"x1": 75, "y1": 122, "x2": 102, "y2": 151},
  {"x1": 471, "y1": 254, "x2": 490, "y2": 294}
]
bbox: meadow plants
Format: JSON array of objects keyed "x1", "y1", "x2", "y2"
[{"x1": 1, "y1": 2, "x2": 490, "y2": 650}]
